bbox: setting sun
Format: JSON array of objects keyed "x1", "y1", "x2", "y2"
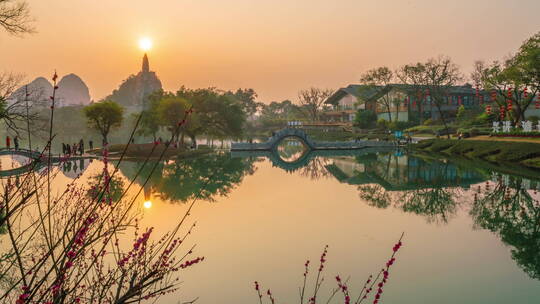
[
  {"x1": 138, "y1": 37, "x2": 152, "y2": 51},
  {"x1": 143, "y1": 200, "x2": 152, "y2": 209}
]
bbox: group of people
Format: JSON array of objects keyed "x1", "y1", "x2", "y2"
[
  {"x1": 5, "y1": 136, "x2": 20, "y2": 150},
  {"x1": 62, "y1": 139, "x2": 93, "y2": 156}
]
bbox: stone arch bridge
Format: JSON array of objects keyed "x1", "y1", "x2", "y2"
[
  {"x1": 231, "y1": 147, "x2": 395, "y2": 172},
  {"x1": 231, "y1": 128, "x2": 395, "y2": 151}
]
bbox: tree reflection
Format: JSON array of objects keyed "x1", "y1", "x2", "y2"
[
  {"x1": 471, "y1": 177, "x2": 540, "y2": 280},
  {"x1": 87, "y1": 170, "x2": 126, "y2": 203},
  {"x1": 125, "y1": 153, "x2": 256, "y2": 203},
  {"x1": 298, "y1": 157, "x2": 332, "y2": 180},
  {"x1": 352, "y1": 153, "x2": 465, "y2": 223},
  {"x1": 399, "y1": 187, "x2": 460, "y2": 224},
  {"x1": 357, "y1": 184, "x2": 392, "y2": 209}
]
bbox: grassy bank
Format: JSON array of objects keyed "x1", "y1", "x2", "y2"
[
  {"x1": 304, "y1": 130, "x2": 399, "y2": 141},
  {"x1": 414, "y1": 139, "x2": 540, "y2": 169},
  {"x1": 89, "y1": 143, "x2": 214, "y2": 159}
]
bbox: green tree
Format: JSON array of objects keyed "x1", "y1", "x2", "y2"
[
  {"x1": 228, "y1": 88, "x2": 259, "y2": 118},
  {"x1": 456, "y1": 105, "x2": 466, "y2": 121},
  {"x1": 136, "y1": 90, "x2": 170, "y2": 141},
  {"x1": 472, "y1": 32, "x2": 540, "y2": 124},
  {"x1": 354, "y1": 109, "x2": 377, "y2": 129},
  {"x1": 83, "y1": 101, "x2": 124, "y2": 145},
  {"x1": 176, "y1": 87, "x2": 246, "y2": 145},
  {"x1": 156, "y1": 96, "x2": 189, "y2": 141}
]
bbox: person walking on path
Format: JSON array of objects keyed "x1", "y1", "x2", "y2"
[
  {"x1": 66, "y1": 143, "x2": 71, "y2": 155},
  {"x1": 89, "y1": 140, "x2": 93, "y2": 150},
  {"x1": 14, "y1": 136, "x2": 19, "y2": 150},
  {"x1": 79, "y1": 139, "x2": 84, "y2": 155},
  {"x1": 6, "y1": 136, "x2": 11, "y2": 149}
]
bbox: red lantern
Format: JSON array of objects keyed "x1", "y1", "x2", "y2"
[
  {"x1": 491, "y1": 90, "x2": 497, "y2": 102},
  {"x1": 475, "y1": 85, "x2": 480, "y2": 98},
  {"x1": 536, "y1": 95, "x2": 540, "y2": 109},
  {"x1": 507, "y1": 88, "x2": 512, "y2": 99},
  {"x1": 412, "y1": 100, "x2": 417, "y2": 108},
  {"x1": 524, "y1": 87, "x2": 528, "y2": 99},
  {"x1": 486, "y1": 104, "x2": 492, "y2": 115},
  {"x1": 479, "y1": 95, "x2": 484, "y2": 105},
  {"x1": 500, "y1": 105, "x2": 505, "y2": 119},
  {"x1": 507, "y1": 99, "x2": 513, "y2": 111},
  {"x1": 458, "y1": 96, "x2": 462, "y2": 106}
]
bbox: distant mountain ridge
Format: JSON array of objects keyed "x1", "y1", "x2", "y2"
[
  {"x1": 10, "y1": 74, "x2": 91, "y2": 107},
  {"x1": 57, "y1": 74, "x2": 91, "y2": 106}
]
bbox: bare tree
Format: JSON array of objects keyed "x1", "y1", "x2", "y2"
[
  {"x1": 0, "y1": 0, "x2": 34, "y2": 36},
  {"x1": 359, "y1": 66, "x2": 396, "y2": 122},
  {"x1": 297, "y1": 87, "x2": 334, "y2": 122},
  {"x1": 396, "y1": 63, "x2": 428, "y2": 123},
  {"x1": 397, "y1": 56, "x2": 463, "y2": 137},
  {"x1": 0, "y1": 71, "x2": 43, "y2": 135},
  {"x1": 0, "y1": 71, "x2": 24, "y2": 132},
  {"x1": 423, "y1": 56, "x2": 464, "y2": 138},
  {"x1": 0, "y1": 71, "x2": 23, "y2": 99}
]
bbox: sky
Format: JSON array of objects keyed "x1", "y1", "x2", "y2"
[{"x1": 1, "y1": 0, "x2": 539, "y2": 103}]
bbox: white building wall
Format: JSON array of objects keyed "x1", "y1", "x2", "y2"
[{"x1": 377, "y1": 111, "x2": 409, "y2": 122}]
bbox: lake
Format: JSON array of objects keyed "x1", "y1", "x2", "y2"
[{"x1": 1, "y1": 144, "x2": 539, "y2": 303}]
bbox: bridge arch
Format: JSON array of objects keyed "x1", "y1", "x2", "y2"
[{"x1": 267, "y1": 128, "x2": 315, "y2": 151}]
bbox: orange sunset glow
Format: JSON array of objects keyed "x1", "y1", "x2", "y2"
[
  {"x1": 1, "y1": 1, "x2": 540, "y2": 304},
  {"x1": 1, "y1": 0, "x2": 539, "y2": 102}
]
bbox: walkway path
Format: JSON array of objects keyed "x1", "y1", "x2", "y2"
[
  {"x1": 0, "y1": 148, "x2": 97, "y2": 177},
  {"x1": 231, "y1": 128, "x2": 396, "y2": 151}
]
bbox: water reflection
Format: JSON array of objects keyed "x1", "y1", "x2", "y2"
[
  {"x1": 119, "y1": 152, "x2": 257, "y2": 204},
  {"x1": 4, "y1": 147, "x2": 539, "y2": 284},
  {"x1": 472, "y1": 176, "x2": 540, "y2": 280},
  {"x1": 276, "y1": 137, "x2": 308, "y2": 162},
  {"x1": 233, "y1": 149, "x2": 540, "y2": 281}
]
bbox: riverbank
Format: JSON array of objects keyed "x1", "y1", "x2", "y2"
[
  {"x1": 413, "y1": 139, "x2": 540, "y2": 169},
  {"x1": 88, "y1": 143, "x2": 214, "y2": 160}
]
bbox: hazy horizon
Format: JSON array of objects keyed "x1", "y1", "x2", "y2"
[{"x1": 1, "y1": 0, "x2": 539, "y2": 103}]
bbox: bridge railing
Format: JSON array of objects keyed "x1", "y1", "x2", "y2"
[{"x1": 231, "y1": 128, "x2": 396, "y2": 151}]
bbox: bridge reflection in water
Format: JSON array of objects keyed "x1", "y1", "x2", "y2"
[
  {"x1": 232, "y1": 148, "x2": 489, "y2": 190},
  {"x1": 0, "y1": 148, "x2": 95, "y2": 178}
]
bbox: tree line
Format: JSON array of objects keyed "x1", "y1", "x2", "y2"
[
  {"x1": 82, "y1": 87, "x2": 250, "y2": 146},
  {"x1": 354, "y1": 31, "x2": 539, "y2": 136}
]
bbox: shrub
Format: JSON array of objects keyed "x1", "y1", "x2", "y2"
[
  {"x1": 528, "y1": 115, "x2": 540, "y2": 124},
  {"x1": 388, "y1": 121, "x2": 414, "y2": 131},
  {"x1": 423, "y1": 119, "x2": 433, "y2": 126},
  {"x1": 456, "y1": 105, "x2": 466, "y2": 121},
  {"x1": 354, "y1": 109, "x2": 377, "y2": 129},
  {"x1": 377, "y1": 118, "x2": 388, "y2": 129}
]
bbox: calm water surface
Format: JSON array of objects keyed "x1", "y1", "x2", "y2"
[{"x1": 2, "y1": 143, "x2": 540, "y2": 303}]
